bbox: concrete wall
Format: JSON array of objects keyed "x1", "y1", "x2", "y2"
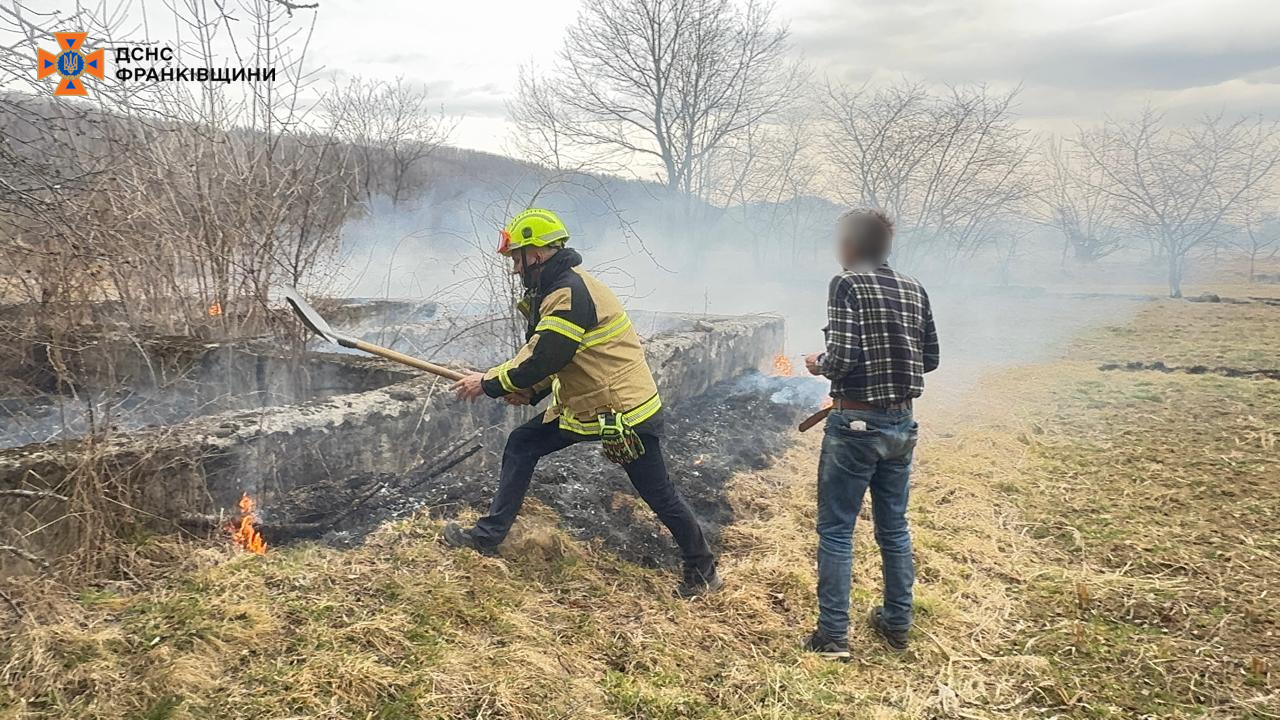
[
  {"x1": 1, "y1": 335, "x2": 413, "y2": 451},
  {"x1": 0, "y1": 314, "x2": 783, "y2": 575},
  {"x1": 11, "y1": 334, "x2": 412, "y2": 407}
]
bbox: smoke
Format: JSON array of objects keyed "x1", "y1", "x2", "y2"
[
  {"x1": 328, "y1": 166, "x2": 1151, "y2": 405},
  {"x1": 331, "y1": 194, "x2": 476, "y2": 300}
]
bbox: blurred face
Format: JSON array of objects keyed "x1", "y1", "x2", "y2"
[{"x1": 836, "y1": 222, "x2": 860, "y2": 269}]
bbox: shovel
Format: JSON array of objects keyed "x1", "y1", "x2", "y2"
[{"x1": 281, "y1": 287, "x2": 466, "y2": 382}]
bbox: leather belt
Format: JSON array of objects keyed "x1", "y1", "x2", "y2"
[
  {"x1": 798, "y1": 397, "x2": 913, "y2": 434},
  {"x1": 831, "y1": 397, "x2": 912, "y2": 411}
]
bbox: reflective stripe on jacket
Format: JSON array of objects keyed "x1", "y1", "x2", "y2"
[{"x1": 481, "y1": 248, "x2": 661, "y2": 435}]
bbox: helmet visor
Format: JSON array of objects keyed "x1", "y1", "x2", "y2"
[{"x1": 496, "y1": 229, "x2": 512, "y2": 255}]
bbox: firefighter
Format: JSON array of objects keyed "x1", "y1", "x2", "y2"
[{"x1": 447, "y1": 208, "x2": 722, "y2": 597}]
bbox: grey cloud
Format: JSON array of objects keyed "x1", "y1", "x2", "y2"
[
  {"x1": 792, "y1": 0, "x2": 1280, "y2": 96},
  {"x1": 1003, "y1": 32, "x2": 1280, "y2": 92},
  {"x1": 1244, "y1": 66, "x2": 1280, "y2": 84},
  {"x1": 313, "y1": 67, "x2": 509, "y2": 118},
  {"x1": 422, "y1": 80, "x2": 507, "y2": 118}
]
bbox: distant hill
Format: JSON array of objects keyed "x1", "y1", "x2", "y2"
[{"x1": 1, "y1": 91, "x2": 843, "y2": 283}]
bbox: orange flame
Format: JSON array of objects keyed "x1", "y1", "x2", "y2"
[
  {"x1": 772, "y1": 354, "x2": 794, "y2": 376},
  {"x1": 208, "y1": 301, "x2": 223, "y2": 317},
  {"x1": 229, "y1": 492, "x2": 267, "y2": 555}
]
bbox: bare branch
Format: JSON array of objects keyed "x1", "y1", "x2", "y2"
[
  {"x1": 820, "y1": 81, "x2": 1037, "y2": 266},
  {"x1": 512, "y1": 0, "x2": 806, "y2": 203},
  {"x1": 0, "y1": 489, "x2": 70, "y2": 502},
  {"x1": 1, "y1": 545, "x2": 49, "y2": 570}
]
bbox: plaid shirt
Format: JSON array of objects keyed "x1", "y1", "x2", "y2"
[{"x1": 819, "y1": 263, "x2": 939, "y2": 405}]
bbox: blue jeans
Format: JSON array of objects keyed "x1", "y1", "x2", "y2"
[{"x1": 816, "y1": 406, "x2": 918, "y2": 642}]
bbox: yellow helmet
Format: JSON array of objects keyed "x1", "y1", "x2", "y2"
[{"x1": 497, "y1": 208, "x2": 570, "y2": 255}]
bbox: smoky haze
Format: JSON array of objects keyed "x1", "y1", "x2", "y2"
[
  {"x1": 313, "y1": 0, "x2": 1275, "y2": 398},
  {"x1": 4, "y1": 0, "x2": 1273, "y2": 427},
  {"x1": 331, "y1": 174, "x2": 1151, "y2": 409}
]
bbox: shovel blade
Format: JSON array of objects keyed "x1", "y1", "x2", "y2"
[{"x1": 281, "y1": 286, "x2": 340, "y2": 345}]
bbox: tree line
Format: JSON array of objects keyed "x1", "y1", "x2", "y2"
[
  {"x1": 512, "y1": 0, "x2": 1280, "y2": 296},
  {"x1": 0, "y1": 0, "x2": 458, "y2": 335},
  {"x1": 2, "y1": 0, "x2": 1277, "y2": 309}
]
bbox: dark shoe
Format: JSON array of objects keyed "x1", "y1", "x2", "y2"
[
  {"x1": 675, "y1": 564, "x2": 724, "y2": 598},
  {"x1": 442, "y1": 522, "x2": 498, "y2": 556},
  {"x1": 803, "y1": 631, "x2": 850, "y2": 661},
  {"x1": 868, "y1": 606, "x2": 909, "y2": 652}
]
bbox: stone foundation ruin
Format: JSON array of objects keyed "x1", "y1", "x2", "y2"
[{"x1": 1, "y1": 306, "x2": 794, "y2": 575}]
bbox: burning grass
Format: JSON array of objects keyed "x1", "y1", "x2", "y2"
[
  {"x1": 1, "y1": 443, "x2": 1048, "y2": 719},
  {"x1": 772, "y1": 353, "x2": 795, "y2": 376},
  {"x1": 0, "y1": 395, "x2": 1082, "y2": 718},
  {"x1": 228, "y1": 493, "x2": 267, "y2": 555},
  {"x1": 2, "y1": 302, "x2": 1278, "y2": 718}
]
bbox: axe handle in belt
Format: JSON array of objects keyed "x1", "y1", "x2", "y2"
[{"x1": 798, "y1": 406, "x2": 831, "y2": 433}]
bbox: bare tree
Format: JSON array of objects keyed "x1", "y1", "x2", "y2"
[
  {"x1": 821, "y1": 81, "x2": 1037, "y2": 267},
  {"x1": 508, "y1": 66, "x2": 581, "y2": 175},
  {"x1": 712, "y1": 108, "x2": 825, "y2": 265},
  {"x1": 513, "y1": 0, "x2": 804, "y2": 204},
  {"x1": 1074, "y1": 108, "x2": 1280, "y2": 297},
  {"x1": 1039, "y1": 136, "x2": 1124, "y2": 264},
  {"x1": 323, "y1": 76, "x2": 453, "y2": 207},
  {"x1": 1, "y1": 0, "x2": 357, "y2": 331},
  {"x1": 1234, "y1": 205, "x2": 1280, "y2": 283}
]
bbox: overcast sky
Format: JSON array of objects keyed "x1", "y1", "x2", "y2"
[
  {"x1": 14, "y1": 0, "x2": 1280, "y2": 153},
  {"x1": 305, "y1": 0, "x2": 1280, "y2": 152}
]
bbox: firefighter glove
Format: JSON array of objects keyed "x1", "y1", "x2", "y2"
[{"x1": 599, "y1": 411, "x2": 645, "y2": 465}]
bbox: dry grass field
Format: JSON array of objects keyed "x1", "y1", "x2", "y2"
[
  {"x1": 1070, "y1": 299, "x2": 1280, "y2": 368},
  {"x1": 2, "y1": 294, "x2": 1277, "y2": 719}
]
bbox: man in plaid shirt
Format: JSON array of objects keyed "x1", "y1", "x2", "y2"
[{"x1": 801, "y1": 209, "x2": 939, "y2": 660}]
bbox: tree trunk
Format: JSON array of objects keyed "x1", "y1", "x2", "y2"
[
  {"x1": 1168, "y1": 252, "x2": 1183, "y2": 298},
  {"x1": 1074, "y1": 240, "x2": 1099, "y2": 264}
]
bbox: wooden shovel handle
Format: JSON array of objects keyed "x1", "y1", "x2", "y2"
[{"x1": 352, "y1": 340, "x2": 467, "y2": 382}]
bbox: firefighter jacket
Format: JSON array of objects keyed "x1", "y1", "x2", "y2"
[{"x1": 481, "y1": 248, "x2": 661, "y2": 435}]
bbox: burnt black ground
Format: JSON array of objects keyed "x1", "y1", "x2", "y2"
[
  {"x1": 1099, "y1": 360, "x2": 1280, "y2": 381},
  {"x1": 272, "y1": 373, "x2": 827, "y2": 568}
]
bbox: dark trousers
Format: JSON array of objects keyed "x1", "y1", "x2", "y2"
[{"x1": 470, "y1": 412, "x2": 716, "y2": 572}]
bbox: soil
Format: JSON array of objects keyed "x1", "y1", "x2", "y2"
[{"x1": 266, "y1": 373, "x2": 827, "y2": 568}]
